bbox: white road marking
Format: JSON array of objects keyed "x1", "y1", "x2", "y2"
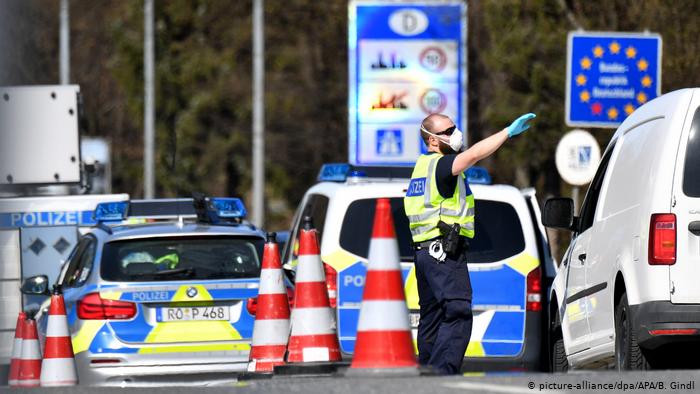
[{"x1": 443, "y1": 381, "x2": 564, "y2": 394}]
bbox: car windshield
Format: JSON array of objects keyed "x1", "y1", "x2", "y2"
[
  {"x1": 101, "y1": 236, "x2": 263, "y2": 282},
  {"x1": 338, "y1": 198, "x2": 526, "y2": 263}
]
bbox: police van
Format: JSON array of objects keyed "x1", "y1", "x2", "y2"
[
  {"x1": 22, "y1": 197, "x2": 267, "y2": 386},
  {"x1": 283, "y1": 164, "x2": 555, "y2": 371}
]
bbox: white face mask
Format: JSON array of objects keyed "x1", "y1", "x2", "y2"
[{"x1": 421, "y1": 124, "x2": 464, "y2": 152}]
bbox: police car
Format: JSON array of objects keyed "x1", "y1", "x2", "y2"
[
  {"x1": 283, "y1": 164, "x2": 555, "y2": 371},
  {"x1": 22, "y1": 197, "x2": 266, "y2": 386}
]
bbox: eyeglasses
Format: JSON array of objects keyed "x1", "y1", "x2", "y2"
[{"x1": 434, "y1": 125, "x2": 456, "y2": 136}]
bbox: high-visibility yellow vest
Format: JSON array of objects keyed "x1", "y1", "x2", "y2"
[{"x1": 403, "y1": 153, "x2": 475, "y2": 242}]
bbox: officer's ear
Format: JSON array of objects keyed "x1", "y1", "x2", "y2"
[{"x1": 427, "y1": 134, "x2": 440, "y2": 147}]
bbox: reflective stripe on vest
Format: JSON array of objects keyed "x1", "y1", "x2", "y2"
[{"x1": 403, "y1": 154, "x2": 475, "y2": 242}]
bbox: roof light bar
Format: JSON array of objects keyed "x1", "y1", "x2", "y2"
[
  {"x1": 466, "y1": 166, "x2": 492, "y2": 185},
  {"x1": 210, "y1": 198, "x2": 247, "y2": 219},
  {"x1": 317, "y1": 163, "x2": 493, "y2": 184},
  {"x1": 318, "y1": 163, "x2": 352, "y2": 182},
  {"x1": 93, "y1": 202, "x2": 129, "y2": 223}
]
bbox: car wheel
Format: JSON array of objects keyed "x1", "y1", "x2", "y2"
[
  {"x1": 550, "y1": 311, "x2": 568, "y2": 372},
  {"x1": 551, "y1": 335, "x2": 568, "y2": 372},
  {"x1": 615, "y1": 292, "x2": 649, "y2": 370}
]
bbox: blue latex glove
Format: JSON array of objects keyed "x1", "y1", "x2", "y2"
[{"x1": 506, "y1": 113, "x2": 536, "y2": 138}]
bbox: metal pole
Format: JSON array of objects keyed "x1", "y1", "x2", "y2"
[
  {"x1": 572, "y1": 186, "x2": 580, "y2": 214},
  {"x1": 252, "y1": 0, "x2": 265, "y2": 227},
  {"x1": 59, "y1": 0, "x2": 70, "y2": 84},
  {"x1": 144, "y1": 0, "x2": 155, "y2": 199}
]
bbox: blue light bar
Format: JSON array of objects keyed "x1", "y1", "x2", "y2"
[
  {"x1": 94, "y1": 202, "x2": 129, "y2": 222},
  {"x1": 210, "y1": 198, "x2": 247, "y2": 219},
  {"x1": 466, "y1": 166, "x2": 492, "y2": 185},
  {"x1": 318, "y1": 163, "x2": 351, "y2": 182}
]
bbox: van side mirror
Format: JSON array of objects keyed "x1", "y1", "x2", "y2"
[
  {"x1": 542, "y1": 198, "x2": 577, "y2": 231},
  {"x1": 21, "y1": 275, "x2": 50, "y2": 296}
]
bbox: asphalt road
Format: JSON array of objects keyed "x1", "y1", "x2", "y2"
[{"x1": 2, "y1": 369, "x2": 700, "y2": 393}]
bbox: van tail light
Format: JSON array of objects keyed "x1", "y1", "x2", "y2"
[
  {"x1": 526, "y1": 267, "x2": 542, "y2": 312},
  {"x1": 323, "y1": 263, "x2": 338, "y2": 308},
  {"x1": 649, "y1": 213, "x2": 676, "y2": 265},
  {"x1": 78, "y1": 292, "x2": 136, "y2": 320},
  {"x1": 246, "y1": 297, "x2": 257, "y2": 316}
]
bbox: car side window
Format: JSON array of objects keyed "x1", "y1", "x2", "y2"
[
  {"x1": 578, "y1": 142, "x2": 616, "y2": 233},
  {"x1": 63, "y1": 236, "x2": 96, "y2": 288}
]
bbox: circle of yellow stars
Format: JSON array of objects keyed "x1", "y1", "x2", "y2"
[{"x1": 576, "y1": 40, "x2": 654, "y2": 121}]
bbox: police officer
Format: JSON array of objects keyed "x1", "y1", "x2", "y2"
[{"x1": 403, "y1": 112, "x2": 535, "y2": 374}]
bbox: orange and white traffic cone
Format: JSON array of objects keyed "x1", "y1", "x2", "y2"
[
  {"x1": 40, "y1": 286, "x2": 78, "y2": 386},
  {"x1": 348, "y1": 198, "x2": 418, "y2": 375},
  {"x1": 8, "y1": 311, "x2": 26, "y2": 387},
  {"x1": 247, "y1": 232, "x2": 291, "y2": 373},
  {"x1": 286, "y1": 216, "x2": 341, "y2": 364},
  {"x1": 17, "y1": 317, "x2": 42, "y2": 387}
]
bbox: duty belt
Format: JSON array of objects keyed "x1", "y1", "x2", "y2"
[
  {"x1": 413, "y1": 237, "x2": 470, "y2": 251},
  {"x1": 413, "y1": 236, "x2": 441, "y2": 250}
]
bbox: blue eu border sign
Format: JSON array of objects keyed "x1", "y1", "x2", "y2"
[
  {"x1": 566, "y1": 31, "x2": 662, "y2": 128},
  {"x1": 348, "y1": 0, "x2": 467, "y2": 165}
]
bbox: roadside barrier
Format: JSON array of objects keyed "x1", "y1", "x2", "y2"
[
  {"x1": 280, "y1": 216, "x2": 342, "y2": 374},
  {"x1": 40, "y1": 286, "x2": 78, "y2": 386},
  {"x1": 348, "y1": 198, "x2": 418, "y2": 376},
  {"x1": 8, "y1": 311, "x2": 26, "y2": 387},
  {"x1": 17, "y1": 317, "x2": 42, "y2": 387},
  {"x1": 247, "y1": 232, "x2": 291, "y2": 373}
]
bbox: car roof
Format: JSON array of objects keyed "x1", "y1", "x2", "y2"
[
  {"x1": 306, "y1": 178, "x2": 527, "y2": 202},
  {"x1": 90, "y1": 221, "x2": 265, "y2": 242}
]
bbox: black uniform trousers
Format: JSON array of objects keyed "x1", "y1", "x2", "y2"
[{"x1": 414, "y1": 242, "x2": 473, "y2": 375}]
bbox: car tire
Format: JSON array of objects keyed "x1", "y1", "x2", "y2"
[
  {"x1": 550, "y1": 311, "x2": 568, "y2": 372},
  {"x1": 615, "y1": 292, "x2": 649, "y2": 370},
  {"x1": 551, "y1": 335, "x2": 568, "y2": 372}
]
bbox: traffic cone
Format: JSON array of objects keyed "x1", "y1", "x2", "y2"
[
  {"x1": 348, "y1": 198, "x2": 418, "y2": 375},
  {"x1": 286, "y1": 216, "x2": 341, "y2": 364},
  {"x1": 8, "y1": 311, "x2": 26, "y2": 387},
  {"x1": 247, "y1": 232, "x2": 291, "y2": 373},
  {"x1": 40, "y1": 286, "x2": 77, "y2": 386},
  {"x1": 17, "y1": 317, "x2": 42, "y2": 387}
]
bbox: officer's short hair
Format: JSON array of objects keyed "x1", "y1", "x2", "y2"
[{"x1": 420, "y1": 114, "x2": 450, "y2": 146}]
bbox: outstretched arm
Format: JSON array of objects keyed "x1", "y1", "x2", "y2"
[{"x1": 451, "y1": 113, "x2": 536, "y2": 175}]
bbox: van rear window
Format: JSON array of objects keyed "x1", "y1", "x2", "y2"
[
  {"x1": 683, "y1": 107, "x2": 700, "y2": 197},
  {"x1": 339, "y1": 198, "x2": 526, "y2": 263}
]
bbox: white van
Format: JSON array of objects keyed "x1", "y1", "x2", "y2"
[{"x1": 544, "y1": 88, "x2": 700, "y2": 370}]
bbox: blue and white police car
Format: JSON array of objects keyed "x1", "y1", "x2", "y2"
[
  {"x1": 283, "y1": 164, "x2": 556, "y2": 371},
  {"x1": 22, "y1": 197, "x2": 266, "y2": 386}
]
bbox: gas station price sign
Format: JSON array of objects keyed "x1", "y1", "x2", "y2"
[{"x1": 348, "y1": 1, "x2": 467, "y2": 165}]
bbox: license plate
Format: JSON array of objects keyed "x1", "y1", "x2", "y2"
[
  {"x1": 160, "y1": 306, "x2": 230, "y2": 322},
  {"x1": 409, "y1": 312, "x2": 420, "y2": 328}
]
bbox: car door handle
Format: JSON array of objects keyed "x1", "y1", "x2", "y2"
[
  {"x1": 578, "y1": 253, "x2": 587, "y2": 263},
  {"x1": 689, "y1": 221, "x2": 700, "y2": 236}
]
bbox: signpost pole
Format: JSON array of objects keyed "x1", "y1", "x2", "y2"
[
  {"x1": 252, "y1": 0, "x2": 265, "y2": 228},
  {"x1": 144, "y1": 0, "x2": 155, "y2": 199},
  {"x1": 59, "y1": 0, "x2": 70, "y2": 85}
]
